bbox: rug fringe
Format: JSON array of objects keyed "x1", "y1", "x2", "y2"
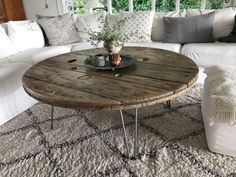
[{"x1": 209, "y1": 111, "x2": 236, "y2": 126}]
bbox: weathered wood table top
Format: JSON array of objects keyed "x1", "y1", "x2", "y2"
[{"x1": 22, "y1": 47, "x2": 199, "y2": 110}]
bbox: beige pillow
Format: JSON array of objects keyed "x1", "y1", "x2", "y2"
[
  {"x1": 73, "y1": 12, "x2": 106, "y2": 42},
  {"x1": 37, "y1": 14, "x2": 79, "y2": 46},
  {"x1": 213, "y1": 8, "x2": 236, "y2": 39},
  {"x1": 151, "y1": 10, "x2": 186, "y2": 41},
  {"x1": 120, "y1": 11, "x2": 155, "y2": 43}
]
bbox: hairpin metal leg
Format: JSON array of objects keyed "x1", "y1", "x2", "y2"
[
  {"x1": 134, "y1": 108, "x2": 138, "y2": 159},
  {"x1": 51, "y1": 105, "x2": 54, "y2": 129},
  {"x1": 120, "y1": 109, "x2": 130, "y2": 159},
  {"x1": 166, "y1": 100, "x2": 171, "y2": 109}
]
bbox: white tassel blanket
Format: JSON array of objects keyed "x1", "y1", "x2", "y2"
[{"x1": 204, "y1": 65, "x2": 236, "y2": 125}]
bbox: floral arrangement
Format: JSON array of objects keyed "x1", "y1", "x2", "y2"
[
  {"x1": 86, "y1": 15, "x2": 145, "y2": 66},
  {"x1": 86, "y1": 16, "x2": 139, "y2": 50}
]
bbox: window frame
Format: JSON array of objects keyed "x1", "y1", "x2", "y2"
[
  {"x1": 79, "y1": 0, "x2": 224, "y2": 14},
  {"x1": 106, "y1": 0, "x2": 209, "y2": 13}
]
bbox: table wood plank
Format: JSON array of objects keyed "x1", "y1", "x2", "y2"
[
  {"x1": 24, "y1": 64, "x2": 173, "y2": 106},
  {"x1": 43, "y1": 54, "x2": 198, "y2": 86},
  {"x1": 23, "y1": 76, "x2": 121, "y2": 109},
  {"x1": 41, "y1": 59, "x2": 188, "y2": 93}
]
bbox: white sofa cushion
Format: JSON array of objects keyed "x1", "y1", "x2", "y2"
[
  {"x1": 0, "y1": 25, "x2": 18, "y2": 59},
  {"x1": 7, "y1": 21, "x2": 45, "y2": 51},
  {"x1": 181, "y1": 42, "x2": 236, "y2": 68},
  {"x1": 0, "y1": 45, "x2": 72, "y2": 65},
  {"x1": 152, "y1": 10, "x2": 186, "y2": 41},
  {"x1": 73, "y1": 12, "x2": 106, "y2": 42}
]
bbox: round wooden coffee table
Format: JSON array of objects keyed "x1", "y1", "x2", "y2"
[{"x1": 22, "y1": 47, "x2": 198, "y2": 159}]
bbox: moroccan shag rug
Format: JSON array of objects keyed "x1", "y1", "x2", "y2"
[{"x1": 0, "y1": 84, "x2": 236, "y2": 177}]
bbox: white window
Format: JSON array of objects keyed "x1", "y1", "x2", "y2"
[{"x1": 73, "y1": 0, "x2": 225, "y2": 14}]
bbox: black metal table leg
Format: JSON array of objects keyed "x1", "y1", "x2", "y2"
[
  {"x1": 51, "y1": 105, "x2": 54, "y2": 129},
  {"x1": 166, "y1": 100, "x2": 171, "y2": 109}
]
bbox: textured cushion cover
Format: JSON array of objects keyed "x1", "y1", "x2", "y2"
[
  {"x1": 163, "y1": 12, "x2": 215, "y2": 44},
  {"x1": 152, "y1": 10, "x2": 186, "y2": 41},
  {"x1": 0, "y1": 25, "x2": 18, "y2": 59},
  {"x1": 73, "y1": 12, "x2": 106, "y2": 42},
  {"x1": 8, "y1": 21, "x2": 45, "y2": 51},
  {"x1": 36, "y1": 14, "x2": 56, "y2": 45},
  {"x1": 37, "y1": 14, "x2": 79, "y2": 46},
  {"x1": 202, "y1": 71, "x2": 236, "y2": 157},
  {"x1": 120, "y1": 11, "x2": 155, "y2": 42}
]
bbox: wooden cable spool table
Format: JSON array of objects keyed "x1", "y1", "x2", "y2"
[{"x1": 22, "y1": 47, "x2": 199, "y2": 159}]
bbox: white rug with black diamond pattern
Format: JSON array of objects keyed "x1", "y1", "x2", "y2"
[{"x1": 0, "y1": 84, "x2": 236, "y2": 177}]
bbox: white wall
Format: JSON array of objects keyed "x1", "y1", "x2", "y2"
[{"x1": 22, "y1": 0, "x2": 60, "y2": 19}]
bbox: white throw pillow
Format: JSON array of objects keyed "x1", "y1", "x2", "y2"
[
  {"x1": 152, "y1": 10, "x2": 186, "y2": 41},
  {"x1": 0, "y1": 25, "x2": 18, "y2": 59},
  {"x1": 213, "y1": 8, "x2": 236, "y2": 39},
  {"x1": 120, "y1": 11, "x2": 155, "y2": 43},
  {"x1": 186, "y1": 9, "x2": 214, "y2": 17},
  {"x1": 8, "y1": 21, "x2": 45, "y2": 51},
  {"x1": 73, "y1": 12, "x2": 106, "y2": 42}
]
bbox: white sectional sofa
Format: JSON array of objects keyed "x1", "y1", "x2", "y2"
[{"x1": 0, "y1": 8, "x2": 236, "y2": 127}]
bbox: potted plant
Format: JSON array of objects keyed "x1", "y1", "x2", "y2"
[
  {"x1": 87, "y1": 17, "x2": 130, "y2": 53},
  {"x1": 86, "y1": 16, "x2": 138, "y2": 66}
]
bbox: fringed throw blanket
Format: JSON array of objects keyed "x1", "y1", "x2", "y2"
[{"x1": 205, "y1": 65, "x2": 236, "y2": 125}]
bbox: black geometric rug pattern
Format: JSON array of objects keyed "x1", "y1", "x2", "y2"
[{"x1": 0, "y1": 84, "x2": 236, "y2": 177}]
